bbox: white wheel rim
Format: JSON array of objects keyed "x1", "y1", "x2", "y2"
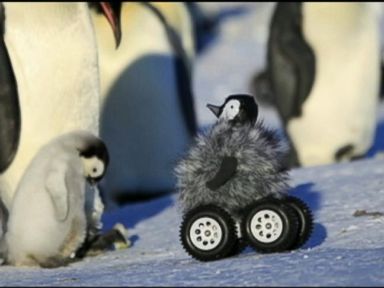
[
  {"x1": 250, "y1": 209, "x2": 283, "y2": 243},
  {"x1": 189, "y1": 217, "x2": 223, "y2": 251}
]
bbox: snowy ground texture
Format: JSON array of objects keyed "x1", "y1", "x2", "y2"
[{"x1": 1, "y1": 2, "x2": 384, "y2": 286}]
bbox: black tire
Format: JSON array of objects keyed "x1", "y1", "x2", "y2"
[
  {"x1": 284, "y1": 195, "x2": 314, "y2": 250},
  {"x1": 180, "y1": 204, "x2": 238, "y2": 261},
  {"x1": 228, "y1": 237, "x2": 247, "y2": 257},
  {"x1": 241, "y1": 198, "x2": 299, "y2": 253}
]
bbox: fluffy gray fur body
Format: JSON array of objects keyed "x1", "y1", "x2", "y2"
[{"x1": 175, "y1": 119, "x2": 290, "y2": 220}]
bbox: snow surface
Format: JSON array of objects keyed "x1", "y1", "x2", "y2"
[{"x1": 1, "y1": 2, "x2": 384, "y2": 286}]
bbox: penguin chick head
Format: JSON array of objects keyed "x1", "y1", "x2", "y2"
[
  {"x1": 207, "y1": 94, "x2": 259, "y2": 126},
  {"x1": 79, "y1": 140, "x2": 109, "y2": 185}
]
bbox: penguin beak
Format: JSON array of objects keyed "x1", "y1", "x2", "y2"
[
  {"x1": 99, "y1": 2, "x2": 122, "y2": 49},
  {"x1": 206, "y1": 104, "x2": 221, "y2": 118}
]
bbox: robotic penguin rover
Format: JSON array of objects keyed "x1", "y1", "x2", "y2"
[{"x1": 175, "y1": 94, "x2": 313, "y2": 261}]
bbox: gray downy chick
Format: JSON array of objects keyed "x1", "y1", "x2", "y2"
[
  {"x1": 175, "y1": 94, "x2": 290, "y2": 221},
  {"x1": 4, "y1": 130, "x2": 109, "y2": 268}
]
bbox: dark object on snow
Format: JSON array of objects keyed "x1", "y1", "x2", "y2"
[
  {"x1": 353, "y1": 210, "x2": 384, "y2": 218},
  {"x1": 75, "y1": 223, "x2": 129, "y2": 258},
  {"x1": 175, "y1": 94, "x2": 313, "y2": 261}
]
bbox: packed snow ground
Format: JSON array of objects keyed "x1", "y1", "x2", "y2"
[
  {"x1": 1, "y1": 156, "x2": 384, "y2": 286},
  {"x1": 1, "y1": 3, "x2": 384, "y2": 286}
]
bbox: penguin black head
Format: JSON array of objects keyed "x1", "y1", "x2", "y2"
[
  {"x1": 79, "y1": 139, "x2": 110, "y2": 184},
  {"x1": 207, "y1": 94, "x2": 259, "y2": 126},
  {"x1": 89, "y1": 2, "x2": 122, "y2": 48}
]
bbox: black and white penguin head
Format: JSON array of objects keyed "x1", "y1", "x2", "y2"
[
  {"x1": 207, "y1": 94, "x2": 259, "y2": 125},
  {"x1": 78, "y1": 138, "x2": 109, "y2": 184}
]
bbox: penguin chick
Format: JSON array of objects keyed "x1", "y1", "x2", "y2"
[
  {"x1": 5, "y1": 130, "x2": 109, "y2": 268},
  {"x1": 175, "y1": 94, "x2": 290, "y2": 220}
]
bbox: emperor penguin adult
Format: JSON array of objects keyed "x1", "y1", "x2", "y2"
[
  {"x1": 0, "y1": 2, "x2": 121, "y2": 210},
  {"x1": 252, "y1": 2, "x2": 381, "y2": 167},
  {"x1": 90, "y1": 2, "x2": 197, "y2": 206},
  {"x1": 4, "y1": 130, "x2": 109, "y2": 268}
]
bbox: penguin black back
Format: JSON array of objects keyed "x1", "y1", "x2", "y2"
[
  {"x1": 252, "y1": 3, "x2": 316, "y2": 124},
  {"x1": 267, "y1": 2, "x2": 316, "y2": 123},
  {"x1": 250, "y1": 3, "x2": 316, "y2": 167},
  {"x1": 0, "y1": 3, "x2": 21, "y2": 173}
]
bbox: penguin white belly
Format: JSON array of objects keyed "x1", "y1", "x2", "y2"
[
  {"x1": 288, "y1": 3, "x2": 380, "y2": 166},
  {"x1": 0, "y1": 3, "x2": 100, "y2": 209},
  {"x1": 92, "y1": 3, "x2": 193, "y2": 204}
]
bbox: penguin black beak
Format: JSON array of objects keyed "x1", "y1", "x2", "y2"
[
  {"x1": 206, "y1": 104, "x2": 221, "y2": 118},
  {"x1": 99, "y1": 2, "x2": 122, "y2": 49}
]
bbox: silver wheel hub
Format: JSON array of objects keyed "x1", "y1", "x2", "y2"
[
  {"x1": 190, "y1": 217, "x2": 223, "y2": 250},
  {"x1": 250, "y1": 209, "x2": 283, "y2": 243}
]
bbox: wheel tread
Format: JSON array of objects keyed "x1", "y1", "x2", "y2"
[
  {"x1": 241, "y1": 198, "x2": 299, "y2": 253},
  {"x1": 284, "y1": 195, "x2": 314, "y2": 250},
  {"x1": 179, "y1": 204, "x2": 238, "y2": 261}
]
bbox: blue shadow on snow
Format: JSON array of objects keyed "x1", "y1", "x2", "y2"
[
  {"x1": 101, "y1": 194, "x2": 175, "y2": 247},
  {"x1": 366, "y1": 120, "x2": 384, "y2": 158}
]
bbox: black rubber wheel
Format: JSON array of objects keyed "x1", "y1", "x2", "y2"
[
  {"x1": 180, "y1": 204, "x2": 238, "y2": 261},
  {"x1": 241, "y1": 198, "x2": 299, "y2": 253},
  {"x1": 284, "y1": 195, "x2": 314, "y2": 250},
  {"x1": 228, "y1": 237, "x2": 247, "y2": 257}
]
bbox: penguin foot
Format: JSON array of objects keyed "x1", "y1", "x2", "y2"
[
  {"x1": 77, "y1": 223, "x2": 130, "y2": 257},
  {"x1": 38, "y1": 255, "x2": 76, "y2": 269},
  {"x1": 111, "y1": 223, "x2": 131, "y2": 250}
]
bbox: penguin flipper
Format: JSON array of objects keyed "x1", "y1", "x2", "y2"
[
  {"x1": 268, "y1": 3, "x2": 315, "y2": 122},
  {"x1": 45, "y1": 169, "x2": 70, "y2": 222},
  {"x1": 250, "y1": 69, "x2": 275, "y2": 107},
  {"x1": 206, "y1": 156, "x2": 238, "y2": 191},
  {"x1": 0, "y1": 3, "x2": 21, "y2": 173}
]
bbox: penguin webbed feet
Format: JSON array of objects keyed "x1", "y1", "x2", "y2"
[
  {"x1": 38, "y1": 255, "x2": 77, "y2": 269},
  {"x1": 75, "y1": 223, "x2": 130, "y2": 258}
]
